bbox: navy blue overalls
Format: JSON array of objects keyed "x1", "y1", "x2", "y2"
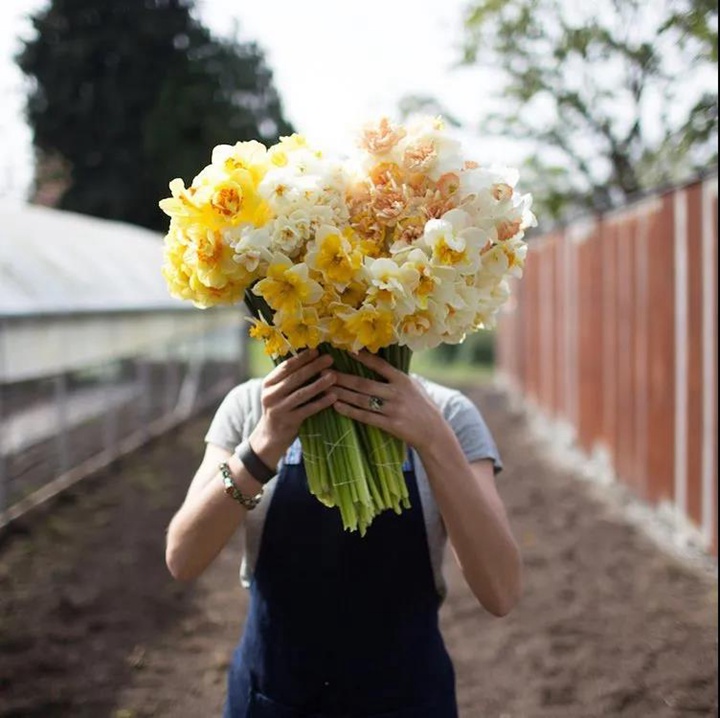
[{"x1": 222, "y1": 440, "x2": 458, "y2": 717}]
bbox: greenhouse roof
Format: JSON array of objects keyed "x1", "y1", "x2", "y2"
[{"x1": 0, "y1": 203, "x2": 192, "y2": 317}]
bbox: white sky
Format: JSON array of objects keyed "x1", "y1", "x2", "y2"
[{"x1": 0, "y1": 0, "x2": 516, "y2": 203}]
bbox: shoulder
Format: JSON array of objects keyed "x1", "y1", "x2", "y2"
[
  {"x1": 204, "y1": 377, "x2": 265, "y2": 451},
  {"x1": 222, "y1": 376, "x2": 264, "y2": 407},
  {"x1": 412, "y1": 374, "x2": 503, "y2": 474},
  {"x1": 220, "y1": 376, "x2": 266, "y2": 424}
]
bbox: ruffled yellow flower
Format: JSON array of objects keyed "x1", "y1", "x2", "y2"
[
  {"x1": 212, "y1": 140, "x2": 268, "y2": 186},
  {"x1": 252, "y1": 256, "x2": 323, "y2": 315},
  {"x1": 320, "y1": 310, "x2": 357, "y2": 351},
  {"x1": 341, "y1": 304, "x2": 396, "y2": 353},
  {"x1": 276, "y1": 308, "x2": 324, "y2": 351},
  {"x1": 306, "y1": 227, "x2": 363, "y2": 288},
  {"x1": 159, "y1": 178, "x2": 204, "y2": 224},
  {"x1": 187, "y1": 274, "x2": 247, "y2": 308},
  {"x1": 162, "y1": 233, "x2": 194, "y2": 300},
  {"x1": 161, "y1": 224, "x2": 252, "y2": 308},
  {"x1": 159, "y1": 169, "x2": 271, "y2": 231},
  {"x1": 188, "y1": 226, "x2": 250, "y2": 288},
  {"x1": 337, "y1": 280, "x2": 367, "y2": 309}
]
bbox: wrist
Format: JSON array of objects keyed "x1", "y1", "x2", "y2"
[
  {"x1": 416, "y1": 416, "x2": 457, "y2": 465},
  {"x1": 226, "y1": 454, "x2": 265, "y2": 495},
  {"x1": 247, "y1": 420, "x2": 288, "y2": 470}
]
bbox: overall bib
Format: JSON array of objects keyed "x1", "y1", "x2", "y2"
[{"x1": 222, "y1": 444, "x2": 458, "y2": 718}]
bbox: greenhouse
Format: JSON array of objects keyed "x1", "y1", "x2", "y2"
[{"x1": 0, "y1": 203, "x2": 246, "y2": 520}]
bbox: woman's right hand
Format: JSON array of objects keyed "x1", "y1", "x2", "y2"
[{"x1": 248, "y1": 349, "x2": 336, "y2": 468}]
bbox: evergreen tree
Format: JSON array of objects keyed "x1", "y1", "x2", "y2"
[{"x1": 18, "y1": 0, "x2": 294, "y2": 230}]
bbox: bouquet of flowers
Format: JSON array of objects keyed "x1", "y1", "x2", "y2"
[{"x1": 160, "y1": 116, "x2": 535, "y2": 535}]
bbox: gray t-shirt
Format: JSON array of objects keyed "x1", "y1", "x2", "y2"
[{"x1": 204, "y1": 375, "x2": 502, "y2": 601}]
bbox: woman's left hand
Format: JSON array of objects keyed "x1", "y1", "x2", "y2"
[{"x1": 329, "y1": 351, "x2": 449, "y2": 449}]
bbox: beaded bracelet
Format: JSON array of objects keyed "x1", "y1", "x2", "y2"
[{"x1": 219, "y1": 462, "x2": 264, "y2": 510}]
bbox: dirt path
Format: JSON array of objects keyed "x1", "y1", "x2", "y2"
[{"x1": 0, "y1": 385, "x2": 717, "y2": 718}]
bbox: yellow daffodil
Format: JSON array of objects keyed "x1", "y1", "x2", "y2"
[
  {"x1": 248, "y1": 318, "x2": 292, "y2": 359},
  {"x1": 340, "y1": 303, "x2": 396, "y2": 353},
  {"x1": 320, "y1": 310, "x2": 357, "y2": 351},
  {"x1": 276, "y1": 308, "x2": 324, "y2": 351},
  {"x1": 252, "y1": 255, "x2": 323, "y2": 314}
]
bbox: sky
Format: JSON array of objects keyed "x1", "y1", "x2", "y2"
[{"x1": 0, "y1": 0, "x2": 514, "y2": 203}]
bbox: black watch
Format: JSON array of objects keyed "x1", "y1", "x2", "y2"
[{"x1": 235, "y1": 440, "x2": 277, "y2": 485}]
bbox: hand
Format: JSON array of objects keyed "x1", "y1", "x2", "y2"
[
  {"x1": 249, "y1": 349, "x2": 337, "y2": 467},
  {"x1": 331, "y1": 351, "x2": 449, "y2": 450}
]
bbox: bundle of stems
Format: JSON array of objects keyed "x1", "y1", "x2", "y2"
[{"x1": 244, "y1": 292, "x2": 411, "y2": 535}]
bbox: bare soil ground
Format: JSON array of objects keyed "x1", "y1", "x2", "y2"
[{"x1": 0, "y1": 385, "x2": 717, "y2": 718}]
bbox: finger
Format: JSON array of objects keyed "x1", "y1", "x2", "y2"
[
  {"x1": 333, "y1": 386, "x2": 388, "y2": 413},
  {"x1": 279, "y1": 372, "x2": 336, "y2": 411},
  {"x1": 333, "y1": 400, "x2": 393, "y2": 432},
  {"x1": 269, "y1": 355, "x2": 334, "y2": 398},
  {"x1": 264, "y1": 349, "x2": 320, "y2": 387},
  {"x1": 332, "y1": 372, "x2": 393, "y2": 398},
  {"x1": 352, "y1": 351, "x2": 404, "y2": 382},
  {"x1": 293, "y1": 390, "x2": 337, "y2": 421}
]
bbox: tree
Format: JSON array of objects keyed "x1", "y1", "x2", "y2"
[
  {"x1": 460, "y1": 0, "x2": 718, "y2": 221},
  {"x1": 17, "y1": 0, "x2": 294, "y2": 231}
]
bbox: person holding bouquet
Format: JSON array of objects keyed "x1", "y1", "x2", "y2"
[
  {"x1": 165, "y1": 347, "x2": 522, "y2": 718},
  {"x1": 160, "y1": 116, "x2": 534, "y2": 716}
]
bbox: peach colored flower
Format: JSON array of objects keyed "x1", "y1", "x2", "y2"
[
  {"x1": 392, "y1": 216, "x2": 425, "y2": 247},
  {"x1": 492, "y1": 183, "x2": 514, "y2": 202},
  {"x1": 420, "y1": 189, "x2": 458, "y2": 220},
  {"x1": 496, "y1": 219, "x2": 522, "y2": 242},
  {"x1": 436, "y1": 172, "x2": 461, "y2": 199},
  {"x1": 350, "y1": 211, "x2": 386, "y2": 246},
  {"x1": 371, "y1": 187, "x2": 408, "y2": 224},
  {"x1": 407, "y1": 172, "x2": 431, "y2": 195},
  {"x1": 402, "y1": 140, "x2": 437, "y2": 173},
  {"x1": 358, "y1": 117, "x2": 407, "y2": 155},
  {"x1": 464, "y1": 160, "x2": 480, "y2": 170},
  {"x1": 346, "y1": 183, "x2": 372, "y2": 217},
  {"x1": 369, "y1": 162, "x2": 403, "y2": 189}
]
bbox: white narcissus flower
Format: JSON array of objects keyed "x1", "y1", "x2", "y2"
[
  {"x1": 482, "y1": 237, "x2": 528, "y2": 279},
  {"x1": 259, "y1": 167, "x2": 306, "y2": 210},
  {"x1": 439, "y1": 282, "x2": 481, "y2": 340},
  {"x1": 422, "y1": 209, "x2": 486, "y2": 274},
  {"x1": 227, "y1": 225, "x2": 272, "y2": 273},
  {"x1": 395, "y1": 247, "x2": 458, "y2": 309},
  {"x1": 397, "y1": 299, "x2": 447, "y2": 352},
  {"x1": 363, "y1": 257, "x2": 420, "y2": 316},
  {"x1": 270, "y1": 209, "x2": 316, "y2": 257}
]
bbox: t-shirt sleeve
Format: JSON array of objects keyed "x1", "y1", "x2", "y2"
[
  {"x1": 203, "y1": 385, "x2": 248, "y2": 452},
  {"x1": 446, "y1": 392, "x2": 503, "y2": 475}
]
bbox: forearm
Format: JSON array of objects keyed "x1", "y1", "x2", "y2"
[
  {"x1": 166, "y1": 454, "x2": 264, "y2": 581},
  {"x1": 418, "y1": 425, "x2": 522, "y2": 617}
]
